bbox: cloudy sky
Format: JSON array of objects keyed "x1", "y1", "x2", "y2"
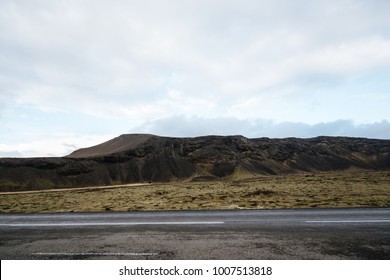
[{"x1": 1, "y1": 0, "x2": 390, "y2": 157}]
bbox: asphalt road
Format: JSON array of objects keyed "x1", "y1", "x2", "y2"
[{"x1": 0, "y1": 208, "x2": 389, "y2": 259}]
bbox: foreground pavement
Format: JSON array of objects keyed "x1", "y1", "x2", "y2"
[{"x1": 0, "y1": 208, "x2": 389, "y2": 259}]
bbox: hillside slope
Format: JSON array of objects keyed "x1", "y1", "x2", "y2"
[{"x1": 1, "y1": 134, "x2": 390, "y2": 191}]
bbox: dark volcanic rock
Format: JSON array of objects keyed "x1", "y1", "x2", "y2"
[{"x1": 1, "y1": 134, "x2": 390, "y2": 191}]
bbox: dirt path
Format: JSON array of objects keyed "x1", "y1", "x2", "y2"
[{"x1": 0, "y1": 183, "x2": 149, "y2": 195}]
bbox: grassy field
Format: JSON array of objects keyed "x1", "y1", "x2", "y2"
[{"x1": 0, "y1": 171, "x2": 389, "y2": 213}]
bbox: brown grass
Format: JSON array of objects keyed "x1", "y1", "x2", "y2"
[{"x1": 0, "y1": 171, "x2": 389, "y2": 213}]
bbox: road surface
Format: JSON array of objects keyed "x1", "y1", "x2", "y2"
[{"x1": 0, "y1": 208, "x2": 389, "y2": 259}]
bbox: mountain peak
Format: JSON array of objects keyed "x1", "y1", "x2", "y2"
[{"x1": 68, "y1": 133, "x2": 159, "y2": 158}]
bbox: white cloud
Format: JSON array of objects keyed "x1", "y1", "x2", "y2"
[
  {"x1": 0, "y1": 0, "x2": 390, "y2": 156},
  {"x1": 135, "y1": 116, "x2": 390, "y2": 140},
  {"x1": 0, "y1": 133, "x2": 114, "y2": 157},
  {"x1": 298, "y1": 37, "x2": 390, "y2": 74}
]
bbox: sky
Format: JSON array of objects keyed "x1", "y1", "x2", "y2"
[{"x1": 0, "y1": 0, "x2": 390, "y2": 157}]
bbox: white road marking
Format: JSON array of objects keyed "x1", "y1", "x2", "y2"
[
  {"x1": 32, "y1": 252, "x2": 158, "y2": 256},
  {"x1": 306, "y1": 220, "x2": 390, "y2": 223},
  {"x1": 0, "y1": 221, "x2": 224, "y2": 227}
]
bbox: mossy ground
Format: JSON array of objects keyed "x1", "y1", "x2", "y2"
[{"x1": 0, "y1": 171, "x2": 389, "y2": 213}]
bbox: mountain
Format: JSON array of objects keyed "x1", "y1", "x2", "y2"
[
  {"x1": 68, "y1": 134, "x2": 157, "y2": 158},
  {"x1": 1, "y1": 134, "x2": 390, "y2": 191}
]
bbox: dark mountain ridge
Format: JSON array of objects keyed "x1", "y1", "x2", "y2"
[{"x1": 1, "y1": 134, "x2": 390, "y2": 191}]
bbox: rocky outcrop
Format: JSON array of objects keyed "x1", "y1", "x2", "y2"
[{"x1": 1, "y1": 134, "x2": 390, "y2": 191}]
